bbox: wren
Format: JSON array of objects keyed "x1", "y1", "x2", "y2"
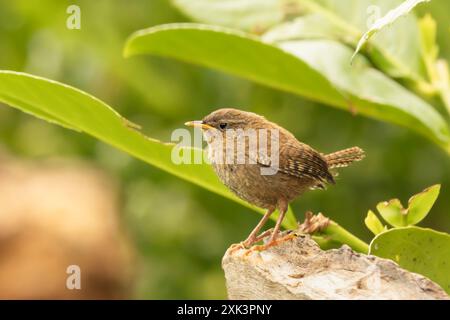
[{"x1": 185, "y1": 108, "x2": 365, "y2": 249}]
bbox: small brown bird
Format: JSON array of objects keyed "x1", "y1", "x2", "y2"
[{"x1": 185, "y1": 108, "x2": 364, "y2": 249}]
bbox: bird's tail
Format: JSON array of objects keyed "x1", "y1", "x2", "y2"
[{"x1": 324, "y1": 147, "x2": 365, "y2": 169}]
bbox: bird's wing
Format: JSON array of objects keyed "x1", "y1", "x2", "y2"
[
  {"x1": 253, "y1": 141, "x2": 334, "y2": 187},
  {"x1": 280, "y1": 142, "x2": 334, "y2": 185},
  {"x1": 242, "y1": 126, "x2": 334, "y2": 187}
]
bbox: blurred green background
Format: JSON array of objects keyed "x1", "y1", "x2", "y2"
[{"x1": 0, "y1": 0, "x2": 449, "y2": 299}]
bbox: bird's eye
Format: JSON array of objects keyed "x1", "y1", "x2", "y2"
[{"x1": 219, "y1": 123, "x2": 228, "y2": 130}]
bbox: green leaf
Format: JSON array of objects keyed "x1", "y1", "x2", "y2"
[
  {"x1": 352, "y1": 0, "x2": 431, "y2": 63},
  {"x1": 406, "y1": 184, "x2": 440, "y2": 226},
  {"x1": 365, "y1": 210, "x2": 386, "y2": 235},
  {"x1": 295, "y1": 0, "x2": 433, "y2": 94},
  {"x1": 174, "y1": 0, "x2": 428, "y2": 88},
  {"x1": 376, "y1": 198, "x2": 406, "y2": 227},
  {"x1": 261, "y1": 14, "x2": 345, "y2": 43},
  {"x1": 124, "y1": 23, "x2": 343, "y2": 106},
  {"x1": 436, "y1": 60, "x2": 450, "y2": 116},
  {"x1": 418, "y1": 14, "x2": 439, "y2": 93},
  {"x1": 0, "y1": 70, "x2": 297, "y2": 229},
  {"x1": 278, "y1": 40, "x2": 449, "y2": 146},
  {"x1": 375, "y1": 184, "x2": 441, "y2": 227},
  {"x1": 124, "y1": 24, "x2": 449, "y2": 148},
  {"x1": 370, "y1": 226, "x2": 450, "y2": 294},
  {"x1": 419, "y1": 14, "x2": 450, "y2": 116},
  {"x1": 172, "y1": 0, "x2": 284, "y2": 32},
  {"x1": 419, "y1": 14, "x2": 439, "y2": 66}
]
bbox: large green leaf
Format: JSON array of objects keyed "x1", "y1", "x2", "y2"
[
  {"x1": 370, "y1": 227, "x2": 450, "y2": 294},
  {"x1": 277, "y1": 40, "x2": 448, "y2": 145},
  {"x1": 124, "y1": 24, "x2": 343, "y2": 106},
  {"x1": 124, "y1": 24, "x2": 450, "y2": 148},
  {"x1": 0, "y1": 70, "x2": 297, "y2": 229}
]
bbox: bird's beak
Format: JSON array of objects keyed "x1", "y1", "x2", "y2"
[{"x1": 184, "y1": 120, "x2": 214, "y2": 130}]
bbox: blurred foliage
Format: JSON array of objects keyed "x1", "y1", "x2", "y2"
[{"x1": 0, "y1": 0, "x2": 450, "y2": 299}]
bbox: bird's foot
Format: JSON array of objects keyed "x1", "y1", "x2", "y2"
[
  {"x1": 251, "y1": 229, "x2": 273, "y2": 245},
  {"x1": 243, "y1": 231, "x2": 297, "y2": 255},
  {"x1": 275, "y1": 232, "x2": 297, "y2": 245},
  {"x1": 227, "y1": 242, "x2": 246, "y2": 255},
  {"x1": 227, "y1": 229, "x2": 274, "y2": 255},
  {"x1": 243, "y1": 243, "x2": 275, "y2": 254}
]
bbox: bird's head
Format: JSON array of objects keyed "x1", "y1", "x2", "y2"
[
  {"x1": 185, "y1": 108, "x2": 285, "y2": 170},
  {"x1": 185, "y1": 108, "x2": 267, "y2": 134}
]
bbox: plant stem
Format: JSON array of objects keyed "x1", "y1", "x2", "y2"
[
  {"x1": 320, "y1": 221, "x2": 369, "y2": 254},
  {"x1": 298, "y1": 213, "x2": 370, "y2": 253}
]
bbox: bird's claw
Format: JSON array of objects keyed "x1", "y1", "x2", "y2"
[
  {"x1": 276, "y1": 232, "x2": 297, "y2": 245},
  {"x1": 227, "y1": 229, "x2": 271, "y2": 255},
  {"x1": 227, "y1": 242, "x2": 246, "y2": 255},
  {"x1": 243, "y1": 242, "x2": 275, "y2": 255},
  {"x1": 243, "y1": 232, "x2": 297, "y2": 256},
  {"x1": 228, "y1": 230, "x2": 297, "y2": 256}
]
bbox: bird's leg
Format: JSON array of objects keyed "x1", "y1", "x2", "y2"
[
  {"x1": 253, "y1": 228, "x2": 273, "y2": 243},
  {"x1": 268, "y1": 198, "x2": 288, "y2": 245},
  {"x1": 242, "y1": 207, "x2": 275, "y2": 247},
  {"x1": 245, "y1": 199, "x2": 289, "y2": 253},
  {"x1": 228, "y1": 207, "x2": 275, "y2": 253}
]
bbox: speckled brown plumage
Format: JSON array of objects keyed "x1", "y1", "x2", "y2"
[{"x1": 186, "y1": 108, "x2": 365, "y2": 249}]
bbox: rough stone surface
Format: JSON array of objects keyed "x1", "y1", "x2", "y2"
[{"x1": 223, "y1": 234, "x2": 449, "y2": 300}]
